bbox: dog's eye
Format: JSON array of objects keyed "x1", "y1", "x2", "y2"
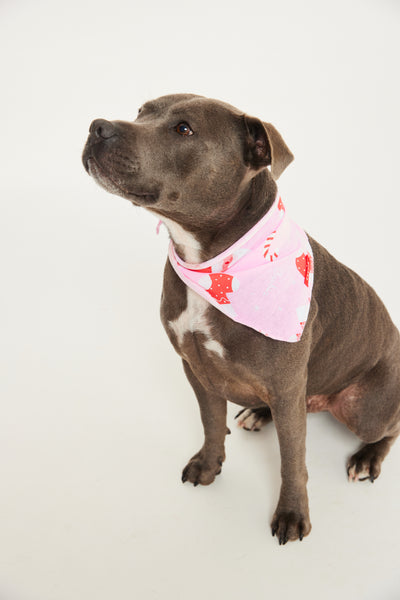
[
  {"x1": 175, "y1": 122, "x2": 193, "y2": 136},
  {"x1": 137, "y1": 107, "x2": 142, "y2": 115}
]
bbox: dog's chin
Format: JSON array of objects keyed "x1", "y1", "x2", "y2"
[{"x1": 86, "y1": 158, "x2": 158, "y2": 205}]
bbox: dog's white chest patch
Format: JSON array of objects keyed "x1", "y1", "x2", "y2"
[
  {"x1": 162, "y1": 217, "x2": 202, "y2": 263},
  {"x1": 169, "y1": 287, "x2": 225, "y2": 358}
]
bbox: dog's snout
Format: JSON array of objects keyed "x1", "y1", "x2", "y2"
[{"x1": 89, "y1": 118, "x2": 117, "y2": 140}]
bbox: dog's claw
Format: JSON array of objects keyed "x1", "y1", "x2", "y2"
[
  {"x1": 299, "y1": 524, "x2": 304, "y2": 541},
  {"x1": 279, "y1": 533, "x2": 288, "y2": 545},
  {"x1": 234, "y1": 408, "x2": 246, "y2": 419},
  {"x1": 193, "y1": 481, "x2": 199, "y2": 487}
]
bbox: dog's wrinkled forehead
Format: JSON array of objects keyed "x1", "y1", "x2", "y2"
[
  {"x1": 138, "y1": 93, "x2": 201, "y2": 114},
  {"x1": 136, "y1": 94, "x2": 243, "y2": 130}
]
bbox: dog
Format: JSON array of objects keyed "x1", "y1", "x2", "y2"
[{"x1": 82, "y1": 94, "x2": 400, "y2": 544}]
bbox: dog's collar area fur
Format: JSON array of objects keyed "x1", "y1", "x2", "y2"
[{"x1": 167, "y1": 194, "x2": 314, "y2": 342}]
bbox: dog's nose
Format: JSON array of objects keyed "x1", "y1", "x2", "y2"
[{"x1": 89, "y1": 118, "x2": 117, "y2": 140}]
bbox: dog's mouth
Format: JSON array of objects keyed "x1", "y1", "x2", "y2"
[{"x1": 85, "y1": 157, "x2": 158, "y2": 204}]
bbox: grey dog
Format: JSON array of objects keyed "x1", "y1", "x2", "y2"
[{"x1": 82, "y1": 94, "x2": 400, "y2": 544}]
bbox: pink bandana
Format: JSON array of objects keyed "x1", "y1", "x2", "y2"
[{"x1": 168, "y1": 195, "x2": 314, "y2": 342}]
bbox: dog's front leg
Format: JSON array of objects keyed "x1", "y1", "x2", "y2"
[
  {"x1": 181, "y1": 359, "x2": 228, "y2": 486},
  {"x1": 270, "y1": 392, "x2": 311, "y2": 544}
]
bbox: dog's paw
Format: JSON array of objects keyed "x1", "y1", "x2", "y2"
[
  {"x1": 181, "y1": 451, "x2": 224, "y2": 486},
  {"x1": 235, "y1": 407, "x2": 272, "y2": 431},
  {"x1": 271, "y1": 510, "x2": 311, "y2": 545},
  {"x1": 347, "y1": 446, "x2": 382, "y2": 482}
]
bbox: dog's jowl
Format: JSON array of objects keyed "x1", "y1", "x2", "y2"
[{"x1": 82, "y1": 94, "x2": 400, "y2": 544}]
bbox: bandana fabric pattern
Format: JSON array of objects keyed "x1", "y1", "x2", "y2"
[{"x1": 168, "y1": 195, "x2": 314, "y2": 342}]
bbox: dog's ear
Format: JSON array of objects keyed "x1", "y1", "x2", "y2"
[{"x1": 244, "y1": 116, "x2": 294, "y2": 180}]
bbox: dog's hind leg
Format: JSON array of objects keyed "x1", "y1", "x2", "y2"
[
  {"x1": 235, "y1": 406, "x2": 273, "y2": 431},
  {"x1": 331, "y1": 359, "x2": 400, "y2": 483}
]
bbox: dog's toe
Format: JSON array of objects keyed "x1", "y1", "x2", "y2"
[
  {"x1": 347, "y1": 444, "x2": 383, "y2": 483},
  {"x1": 235, "y1": 407, "x2": 272, "y2": 431},
  {"x1": 182, "y1": 451, "x2": 225, "y2": 486},
  {"x1": 271, "y1": 510, "x2": 311, "y2": 545}
]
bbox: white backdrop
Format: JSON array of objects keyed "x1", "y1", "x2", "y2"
[{"x1": 1, "y1": 1, "x2": 400, "y2": 599}]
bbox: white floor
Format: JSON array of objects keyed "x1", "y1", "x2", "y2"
[{"x1": 1, "y1": 1, "x2": 400, "y2": 599}]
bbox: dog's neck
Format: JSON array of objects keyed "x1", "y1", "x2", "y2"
[{"x1": 164, "y1": 171, "x2": 277, "y2": 263}]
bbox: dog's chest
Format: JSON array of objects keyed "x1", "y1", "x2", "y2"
[
  {"x1": 162, "y1": 285, "x2": 269, "y2": 407},
  {"x1": 167, "y1": 287, "x2": 225, "y2": 360},
  {"x1": 161, "y1": 267, "x2": 275, "y2": 407}
]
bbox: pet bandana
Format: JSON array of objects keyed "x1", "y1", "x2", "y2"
[{"x1": 167, "y1": 194, "x2": 314, "y2": 342}]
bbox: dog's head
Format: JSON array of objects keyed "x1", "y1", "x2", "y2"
[{"x1": 82, "y1": 94, "x2": 293, "y2": 229}]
